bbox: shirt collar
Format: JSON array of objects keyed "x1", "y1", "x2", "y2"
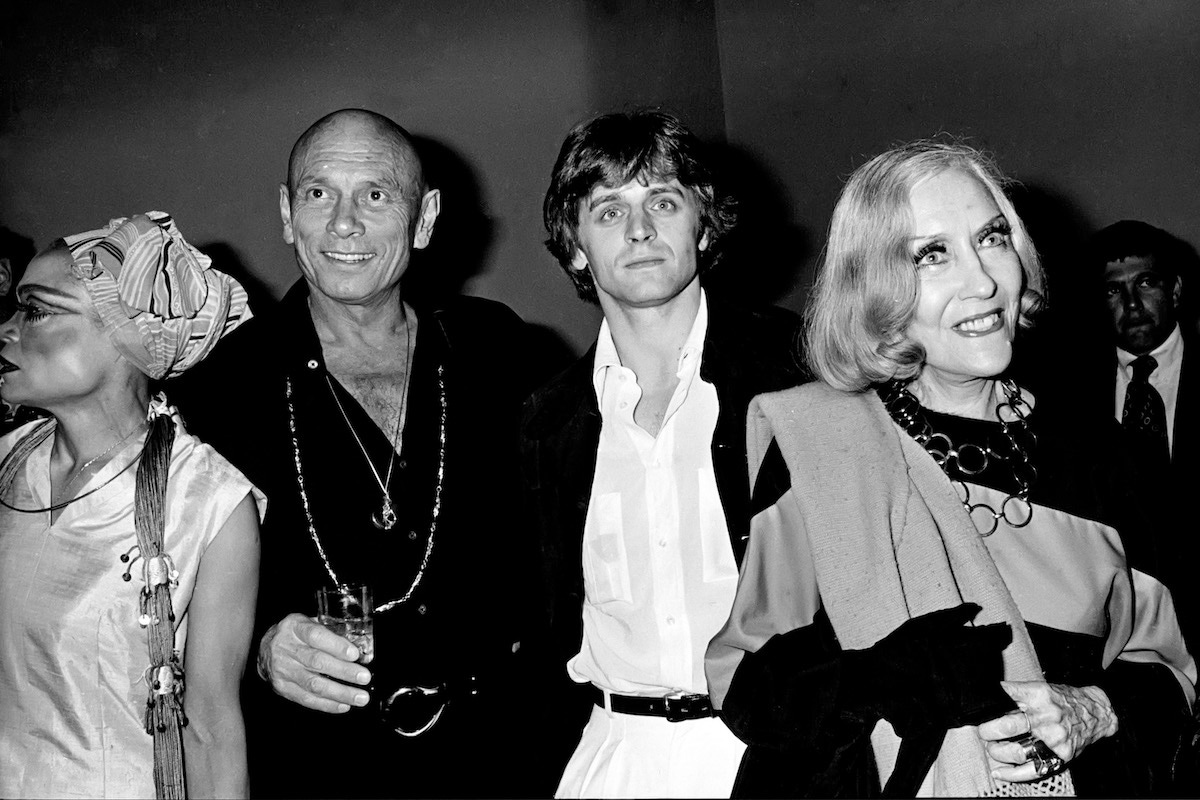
[
  {"x1": 592, "y1": 289, "x2": 710, "y2": 384},
  {"x1": 274, "y1": 278, "x2": 440, "y2": 380},
  {"x1": 1116, "y1": 323, "x2": 1183, "y2": 374}
]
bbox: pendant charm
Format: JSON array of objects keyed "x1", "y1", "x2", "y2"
[{"x1": 373, "y1": 497, "x2": 397, "y2": 530}]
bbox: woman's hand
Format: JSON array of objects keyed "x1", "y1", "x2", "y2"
[{"x1": 977, "y1": 680, "x2": 1119, "y2": 782}]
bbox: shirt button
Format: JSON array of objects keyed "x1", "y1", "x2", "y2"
[
  {"x1": 658, "y1": 539, "x2": 667, "y2": 548},
  {"x1": 408, "y1": 530, "x2": 418, "y2": 541},
  {"x1": 398, "y1": 459, "x2": 407, "y2": 469},
  {"x1": 418, "y1": 604, "x2": 428, "y2": 615},
  {"x1": 666, "y1": 616, "x2": 675, "y2": 625},
  {"x1": 306, "y1": 359, "x2": 319, "y2": 370},
  {"x1": 619, "y1": 401, "x2": 628, "y2": 409}
]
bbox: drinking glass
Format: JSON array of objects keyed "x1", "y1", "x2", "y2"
[{"x1": 316, "y1": 584, "x2": 374, "y2": 664}]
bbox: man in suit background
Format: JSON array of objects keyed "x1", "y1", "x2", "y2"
[
  {"x1": 1089, "y1": 219, "x2": 1198, "y2": 646},
  {"x1": 1092, "y1": 220, "x2": 1195, "y2": 460}
]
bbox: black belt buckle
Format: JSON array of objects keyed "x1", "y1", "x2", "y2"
[{"x1": 663, "y1": 693, "x2": 710, "y2": 722}]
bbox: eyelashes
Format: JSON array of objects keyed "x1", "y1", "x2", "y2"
[
  {"x1": 14, "y1": 302, "x2": 49, "y2": 322},
  {"x1": 979, "y1": 220, "x2": 1012, "y2": 243},
  {"x1": 912, "y1": 220, "x2": 1013, "y2": 266},
  {"x1": 914, "y1": 242, "x2": 945, "y2": 264}
]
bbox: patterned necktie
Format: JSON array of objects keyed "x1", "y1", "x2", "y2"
[{"x1": 1122, "y1": 354, "x2": 1170, "y2": 462}]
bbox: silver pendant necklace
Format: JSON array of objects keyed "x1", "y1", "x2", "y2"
[
  {"x1": 324, "y1": 316, "x2": 414, "y2": 531},
  {"x1": 286, "y1": 364, "x2": 446, "y2": 613}
]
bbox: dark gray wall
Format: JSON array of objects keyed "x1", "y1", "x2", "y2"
[
  {"x1": 0, "y1": 0, "x2": 725, "y2": 355},
  {"x1": 3, "y1": 1, "x2": 1197, "y2": 357},
  {"x1": 715, "y1": 0, "x2": 1200, "y2": 318}
]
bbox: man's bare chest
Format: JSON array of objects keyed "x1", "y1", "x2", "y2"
[{"x1": 325, "y1": 348, "x2": 414, "y2": 439}]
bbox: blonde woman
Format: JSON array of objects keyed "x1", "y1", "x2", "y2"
[{"x1": 706, "y1": 143, "x2": 1195, "y2": 797}]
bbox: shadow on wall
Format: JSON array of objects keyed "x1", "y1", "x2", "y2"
[
  {"x1": 197, "y1": 242, "x2": 279, "y2": 317},
  {"x1": 0, "y1": 225, "x2": 37, "y2": 321},
  {"x1": 1008, "y1": 182, "x2": 1110, "y2": 402},
  {"x1": 403, "y1": 135, "x2": 580, "y2": 376},
  {"x1": 404, "y1": 135, "x2": 494, "y2": 307},
  {"x1": 704, "y1": 143, "x2": 812, "y2": 311}
]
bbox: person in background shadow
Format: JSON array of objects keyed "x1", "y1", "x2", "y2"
[
  {"x1": 169, "y1": 108, "x2": 553, "y2": 798},
  {"x1": 521, "y1": 109, "x2": 805, "y2": 798},
  {"x1": 0, "y1": 225, "x2": 43, "y2": 436},
  {"x1": 0, "y1": 226, "x2": 36, "y2": 323},
  {"x1": 1085, "y1": 220, "x2": 1200, "y2": 653}
]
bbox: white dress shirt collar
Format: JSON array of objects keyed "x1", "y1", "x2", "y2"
[
  {"x1": 1116, "y1": 323, "x2": 1183, "y2": 374},
  {"x1": 592, "y1": 289, "x2": 709, "y2": 395}
]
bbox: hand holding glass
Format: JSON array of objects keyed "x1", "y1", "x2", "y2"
[{"x1": 316, "y1": 584, "x2": 375, "y2": 665}]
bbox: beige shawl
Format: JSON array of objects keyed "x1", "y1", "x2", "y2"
[{"x1": 745, "y1": 382, "x2": 1072, "y2": 796}]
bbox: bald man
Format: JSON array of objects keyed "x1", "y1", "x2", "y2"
[{"x1": 172, "y1": 109, "x2": 550, "y2": 798}]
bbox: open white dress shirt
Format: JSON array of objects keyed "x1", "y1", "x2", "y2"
[{"x1": 556, "y1": 292, "x2": 745, "y2": 798}]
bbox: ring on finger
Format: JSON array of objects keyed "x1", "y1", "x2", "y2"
[
  {"x1": 1013, "y1": 734, "x2": 1040, "y2": 763},
  {"x1": 1034, "y1": 744, "x2": 1065, "y2": 778},
  {"x1": 1013, "y1": 734, "x2": 1066, "y2": 778}
]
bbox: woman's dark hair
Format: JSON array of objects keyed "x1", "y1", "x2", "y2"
[
  {"x1": 542, "y1": 109, "x2": 736, "y2": 302},
  {"x1": 1087, "y1": 219, "x2": 1197, "y2": 287}
]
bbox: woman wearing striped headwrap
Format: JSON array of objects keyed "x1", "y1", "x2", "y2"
[{"x1": 0, "y1": 211, "x2": 264, "y2": 799}]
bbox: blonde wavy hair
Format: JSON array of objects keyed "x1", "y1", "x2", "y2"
[{"x1": 805, "y1": 139, "x2": 1045, "y2": 392}]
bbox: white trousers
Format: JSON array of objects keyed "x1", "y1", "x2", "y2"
[{"x1": 555, "y1": 701, "x2": 747, "y2": 798}]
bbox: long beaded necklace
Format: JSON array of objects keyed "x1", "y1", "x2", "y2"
[
  {"x1": 286, "y1": 365, "x2": 446, "y2": 613},
  {"x1": 880, "y1": 378, "x2": 1038, "y2": 537},
  {"x1": 324, "y1": 317, "x2": 413, "y2": 531}
]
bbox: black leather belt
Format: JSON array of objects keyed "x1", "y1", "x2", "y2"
[{"x1": 589, "y1": 684, "x2": 715, "y2": 722}]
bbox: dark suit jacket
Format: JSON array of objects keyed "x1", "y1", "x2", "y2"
[
  {"x1": 1101, "y1": 332, "x2": 1200, "y2": 650},
  {"x1": 518, "y1": 299, "x2": 805, "y2": 770}
]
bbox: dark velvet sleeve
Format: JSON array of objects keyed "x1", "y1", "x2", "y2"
[
  {"x1": 1062, "y1": 659, "x2": 1195, "y2": 795},
  {"x1": 722, "y1": 605, "x2": 858, "y2": 749}
]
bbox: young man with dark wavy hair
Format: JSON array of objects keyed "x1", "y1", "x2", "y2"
[{"x1": 522, "y1": 109, "x2": 805, "y2": 797}]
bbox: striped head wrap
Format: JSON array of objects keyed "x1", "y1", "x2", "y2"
[{"x1": 62, "y1": 211, "x2": 250, "y2": 379}]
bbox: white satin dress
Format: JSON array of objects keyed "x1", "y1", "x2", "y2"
[{"x1": 0, "y1": 417, "x2": 263, "y2": 799}]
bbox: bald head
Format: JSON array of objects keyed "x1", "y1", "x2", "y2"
[
  {"x1": 278, "y1": 108, "x2": 442, "y2": 308},
  {"x1": 286, "y1": 108, "x2": 425, "y2": 199}
]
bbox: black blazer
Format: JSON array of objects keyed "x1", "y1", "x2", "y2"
[
  {"x1": 1105, "y1": 334, "x2": 1200, "y2": 651},
  {"x1": 518, "y1": 300, "x2": 805, "y2": 757}
]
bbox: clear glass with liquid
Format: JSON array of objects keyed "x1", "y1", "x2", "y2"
[{"x1": 316, "y1": 584, "x2": 375, "y2": 664}]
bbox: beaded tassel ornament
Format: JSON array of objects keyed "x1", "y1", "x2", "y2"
[{"x1": 133, "y1": 395, "x2": 187, "y2": 799}]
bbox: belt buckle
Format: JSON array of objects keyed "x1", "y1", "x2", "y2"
[
  {"x1": 663, "y1": 693, "x2": 707, "y2": 723},
  {"x1": 379, "y1": 683, "x2": 448, "y2": 738}
]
